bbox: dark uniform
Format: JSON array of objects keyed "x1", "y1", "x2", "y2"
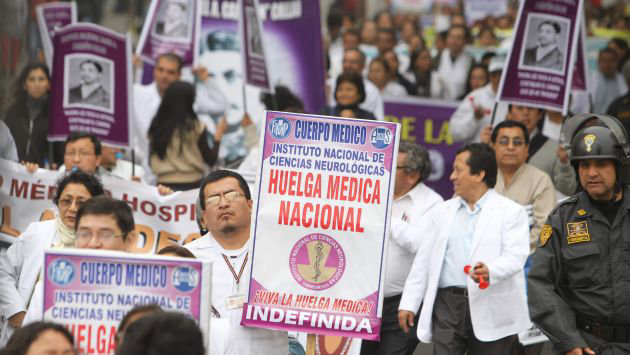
[{"x1": 528, "y1": 123, "x2": 630, "y2": 354}]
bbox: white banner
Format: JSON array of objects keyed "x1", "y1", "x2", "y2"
[{"x1": 0, "y1": 159, "x2": 200, "y2": 253}]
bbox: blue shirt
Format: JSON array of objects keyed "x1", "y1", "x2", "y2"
[{"x1": 438, "y1": 190, "x2": 490, "y2": 288}]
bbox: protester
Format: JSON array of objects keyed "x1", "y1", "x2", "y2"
[
  {"x1": 607, "y1": 37, "x2": 629, "y2": 72},
  {"x1": 115, "y1": 304, "x2": 164, "y2": 349},
  {"x1": 360, "y1": 142, "x2": 443, "y2": 355},
  {"x1": 0, "y1": 171, "x2": 104, "y2": 346},
  {"x1": 59, "y1": 132, "x2": 106, "y2": 176},
  {"x1": 148, "y1": 81, "x2": 226, "y2": 191},
  {"x1": 528, "y1": 116, "x2": 630, "y2": 354},
  {"x1": 607, "y1": 60, "x2": 630, "y2": 134},
  {"x1": 324, "y1": 72, "x2": 376, "y2": 120},
  {"x1": 406, "y1": 48, "x2": 445, "y2": 98},
  {"x1": 398, "y1": 143, "x2": 530, "y2": 354},
  {"x1": 491, "y1": 120, "x2": 556, "y2": 256},
  {"x1": 2, "y1": 63, "x2": 59, "y2": 166},
  {"x1": 591, "y1": 48, "x2": 628, "y2": 114},
  {"x1": 22, "y1": 196, "x2": 137, "y2": 325},
  {"x1": 368, "y1": 57, "x2": 407, "y2": 97},
  {"x1": 185, "y1": 170, "x2": 288, "y2": 355},
  {"x1": 435, "y1": 25, "x2": 473, "y2": 100},
  {"x1": 503, "y1": 105, "x2": 577, "y2": 196},
  {"x1": 99, "y1": 146, "x2": 146, "y2": 182},
  {"x1": 2, "y1": 322, "x2": 75, "y2": 355},
  {"x1": 382, "y1": 50, "x2": 415, "y2": 95},
  {"x1": 459, "y1": 64, "x2": 489, "y2": 100},
  {"x1": 117, "y1": 312, "x2": 205, "y2": 355},
  {"x1": 450, "y1": 56, "x2": 508, "y2": 143}
]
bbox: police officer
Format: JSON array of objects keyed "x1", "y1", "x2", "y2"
[{"x1": 528, "y1": 115, "x2": 630, "y2": 354}]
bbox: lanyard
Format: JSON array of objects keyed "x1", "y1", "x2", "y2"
[{"x1": 222, "y1": 252, "x2": 248, "y2": 285}]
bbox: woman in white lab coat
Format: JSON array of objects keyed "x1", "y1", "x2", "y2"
[{"x1": 0, "y1": 170, "x2": 104, "y2": 346}]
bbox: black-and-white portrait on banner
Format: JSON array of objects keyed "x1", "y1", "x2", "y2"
[
  {"x1": 519, "y1": 13, "x2": 570, "y2": 75},
  {"x1": 246, "y1": 8, "x2": 263, "y2": 57},
  {"x1": 64, "y1": 54, "x2": 114, "y2": 113},
  {"x1": 153, "y1": 0, "x2": 193, "y2": 40}
]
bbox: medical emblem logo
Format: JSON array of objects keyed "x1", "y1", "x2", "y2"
[
  {"x1": 48, "y1": 259, "x2": 76, "y2": 286},
  {"x1": 370, "y1": 127, "x2": 392, "y2": 149},
  {"x1": 289, "y1": 233, "x2": 345, "y2": 290},
  {"x1": 172, "y1": 266, "x2": 199, "y2": 292},
  {"x1": 269, "y1": 117, "x2": 291, "y2": 139},
  {"x1": 584, "y1": 134, "x2": 596, "y2": 152}
]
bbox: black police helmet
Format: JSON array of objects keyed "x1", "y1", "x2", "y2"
[{"x1": 570, "y1": 125, "x2": 625, "y2": 163}]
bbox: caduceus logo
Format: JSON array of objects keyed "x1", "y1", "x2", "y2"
[{"x1": 289, "y1": 233, "x2": 345, "y2": 290}]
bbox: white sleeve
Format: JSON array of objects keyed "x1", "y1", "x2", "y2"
[
  {"x1": 0, "y1": 230, "x2": 30, "y2": 319},
  {"x1": 449, "y1": 94, "x2": 484, "y2": 143},
  {"x1": 194, "y1": 78, "x2": 228, "y2": 117},
  {"x1": 486, "y1": 205, "x2": 530, "y2": 285},
  {"x1": 22, "y1": 282, "x2": 43, "y2": 326}
]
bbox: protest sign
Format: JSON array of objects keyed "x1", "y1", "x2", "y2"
[
  {"x1": 571, "y1": 21, "x2": 589, "y2": 93},
  {"x1": 240, "y1": 111, "x2": 399, "y2": 340},
  {"x1": 136, "y1": 0, "x2": 201, "y2": 66},
  {"x1": 384, "y1": 97, "x2": 460, "y2": 199},
  {"x1": 464, "y1": 0, "x2": 508, "y2": 26},
  {"x1": 239, "y1": 0, "x2": 271, "y2": 91},
  {"x1": 497, "y1": 0, "x2": 584, "y2": 114},
  {"x1": 48, "y1": 24, "x2": 133, "y2": 148},
  {"x1": 0, "y1": 159, "x2": 199, "y2": 253},
  {"x1": 43, "y1": 249, "x2": 211, "y2": 354},
  {"x1": 36, "y1": 2, "x2": 77, "y2": 68}
]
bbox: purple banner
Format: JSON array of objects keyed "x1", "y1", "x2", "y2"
[
  {"x1": 384, "y1": 97, "x2": 460, "y2": 199},
  {"x1": 239, "y1": 0, "x2": 271, "y2": 90},
  {"x1": 571, "y1": 22, "x2": 589, "y2": 92},
  {"x1": 36, "y1": 2, "x2": 77, "y2": 68},
  {"x1": 48, "y1": 24, "x2": 132, "y2": 147},
  {"x1": 43, "y1": 249, "x2": 211, "y2": 355},
  {"x1": 497, "y1": 0, "x2": 583, "y2": 114},
  {"x1": 136, "y1": 0, "x2": 201, "y2": 66}
]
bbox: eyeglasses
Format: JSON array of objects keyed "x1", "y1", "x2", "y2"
[
  {"x1": 496, "y1": 137, "x2": 525, "y2": 147},
  {"x1": 205, "y1": 191, "x2": 245, "y2": 206},
  {"x1": 64, "y1": 150, "x2": 95, "y2": 158},
  {"x1": 76, "y1": 230, "x2": 125, "y2": 243},
  {"x1": 58, "y1": 198, "x2": 88, "y2": 209}
]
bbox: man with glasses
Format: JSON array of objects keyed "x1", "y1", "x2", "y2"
[
  {"x1": 0, "y1": 171, "x2": 104, "y2": 346},
  {"x1": 361, "y1": 142, "x2": 443, "y2": 355},
  {"x1": 491, "y1": 120, "x2": 556, "y2": 258},
  {"x1": 21, "y1": 196, "x2": 137, "y2": 325},
  {"x1": 185, "y1": 170, "x2": 288, "y2": 355}
]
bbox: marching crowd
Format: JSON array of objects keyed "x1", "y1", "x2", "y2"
[{"x1": 1, "y1": 0, "x2": 630, "y2": 354}]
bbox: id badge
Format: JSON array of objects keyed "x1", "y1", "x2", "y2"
[{"x1": 226, "y1": 294, "x2": 245, "y2": 309}]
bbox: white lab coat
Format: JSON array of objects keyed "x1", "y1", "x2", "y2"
[
  {"x1": 0, "y1": 220, "x2": 57, "y2": 346},
  {"x1": 449, "y1": 84, "x2": 509, "y2": 144},
  {"x1": 436, "y1": 49, "x2": 473, "y2": 100},
  {"x1": 399, "y1": 189, "x2": 531, "y2": 342},
  {"x1": 327, "y1": 76, "x2": 385, "y2": 120}
]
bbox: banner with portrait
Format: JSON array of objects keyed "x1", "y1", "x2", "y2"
[
  {"x1": 0, "y1": 159, "x2": 200, "y2": 253},
  {"x1": 240, "y1": 111, "x2": 399, "y2": 340},
  {"x1": 384, "y1": 97, "x2": 460, "y2": 199},
  {"x1": 48, "y1": 24, "x2": 133, "y2": 148},
  {"x1": 497, "y1": 0, "x2": 584, "y2": 114},
  {"x1": 136, "y1": 0, "x2": 201, "y2": 66},
  {"x1": 43, "y1": 249, "x2": 211, "y2": 354},
  {"x1": 239, "y1": 0, "x2": 271, "y2": 91},
  {"x1": 36, "y1": 2, "x2": 77, "y2": 68},
  {"x1": 571, "y1": 20, "x2": 589, "y2": 93}
]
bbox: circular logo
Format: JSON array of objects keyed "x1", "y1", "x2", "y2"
[
  {"x1": 172, "y1": 266, "x2": 199, "y2": 292},
  {"x1": 370, "y1": 127, "x2": 393, "y2": 149},
  {"x1": 48, "y1": 259, "x2": 75, "y2": 286},
  {"x1": 289, "y1": 233, "x2": 345, "y2": 290},
  {"x1": 269, "y1": 117, "x2": 291, "y2": 139}
]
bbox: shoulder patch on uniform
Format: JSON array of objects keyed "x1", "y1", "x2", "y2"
[
  {"x1": 566, "y1": 221, "x2": 590, "y2": 244},
  {"x1": 577, "y1": 209, "x2": 586, "y2": 216},
  {"x1": 539, "y1": 224, "x2": 552, "y2": 247}
]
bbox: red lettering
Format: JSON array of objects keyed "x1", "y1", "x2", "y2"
[
  {"x1": 290, "y1": 201, "x2": 300, "y2": 225},
  {"x1": 140, "y1": 201, "x2": 156, "y2": 216},
  {"x1": 86, "y1": 325, "x2": 95, "y2": 354},
  {"x1": 47, "y1": 185, "x2": 57, "y2": 200},
  {"x1": 268, "y1": 169, "x2": 279, "y2": 193},
  {"x1": 30, "y1": 183, "x2": 45, "y2": 200},
  {"x1": 77, "y1": 324, "x2": 86, "y2": 353},
  {"x1": 332, "y1": 206, "x2": 344, "y2": 231},
  {"x1": 9, "y1": 179, "x2": 28, "y2": 198},
  {"x1": 158, "y1": 205, "x2": 172, "y2": 222},
  {"x1": 278, "y1": 200, "x2": 290, "y2": 225},
  {"x1": 174, "y1": 205, "x2": 186, "y2": 222},
  {"x1": 121, "y1": 193, "x2": 138, "y2": 211},
  {"x1": 302, "y1": 203, "x2": 313, "y2": 227},
  {"x1": 356, "y1": 208, "x2": 364, "y2": 232},
  {"x1": 97, "y1": 325, "x2": 106, "y2": 354}
]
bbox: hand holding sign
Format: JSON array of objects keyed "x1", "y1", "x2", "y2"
[{"x1": 464, "y1": 263, "x2": 489, "y2": 289}]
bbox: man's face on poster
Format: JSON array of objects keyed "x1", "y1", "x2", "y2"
[
  {"x1": 165, "y1": 2, "x2": 186, "y2": 24},
  {"x1": 80, "y1": 62, "x2": 101, "y2": 86},
  {"x1": 537, "y1": 23, "x2": 558, "y2": 47}
]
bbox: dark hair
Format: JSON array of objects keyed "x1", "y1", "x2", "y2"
[
  {"x1": 481, "y1": 51, "x2": 497, "y2": 63},
  {"x1": 198, "y1": 170, "x2": 252, "y2": 210},
  {"x1": 156, "y1": 52, "x2": 183, "y2": 72},
  {"x1": 326, "y1": 8, "x2": 343, "y2": 30},
  {"x1": 399, "y1": 142, "x2": 432, "y2": 184},
  {"x1": 261, "y1": 85, "x2": 304, "y2": 111},
  {"x1": 148, "y1": 81, "x2": 197, "y2": 160},
  {"x1": 609, "y1": 37, "x2": 629, "y2": 70},
  {"x1": 409, "y1": 47, "x2": 432, "y2": 73},
  {"x1": 7, "y1": 63, "x2": 50, "y2": 115},
  {"x1": 599, "y1": 47, "x2": 618, "y2": 59},
  {"x1": 75, "y1": 196, "x2": 135, "y2": 238},
  {"x1": 539, "y1": 20, "x2": 560, "y2": 34},
  {"x1": 4, "y1": 322, "x2": 74, "y2": 354},
  {"x1": 462, "y1": 63, "x2": 489, "y2": 97},
  {"x1": 491, "y1": 120, "x2": 530, "y2": 145},
  {"x1": 478, "y1": 26, "x2": 496, "y2": 41},
  {"x1": 117, "y1": 312, "x2": 204, "y2": 355},
  {"x1": 455, "y1": 143, "x2": 497, "y2": 188},
  {"x1": 370, "y1": 57, "x2": 393, "y2": 76},
  {"x1": 65, "y1": 131, "x2": 102, "y2": 156},
  {"x1": 343, "y1": 48, "x2": 366, "y2": 67},
  {"x1": 53, "y1": 170, "x2": 105, "y2": 206},
  {"x1": 117, "y1": 304, "x2": 164, "y2": 343},
  {"x1": 335, "y1": 71, "x2": 366, "y2": 105},
  {"x1": 80, "y1": 60, "x2": 103, "y2": 73},
  {"x1": 343, "y1": 28, "x2": 360, "y2": 41},
  {"x1": 157, "y1": 245, "x2": 196, "y2": 258}
]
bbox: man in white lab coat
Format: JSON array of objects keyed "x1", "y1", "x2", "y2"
[{"x1": 398, "y1": 143, "x2": 530, "y2": 354}]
